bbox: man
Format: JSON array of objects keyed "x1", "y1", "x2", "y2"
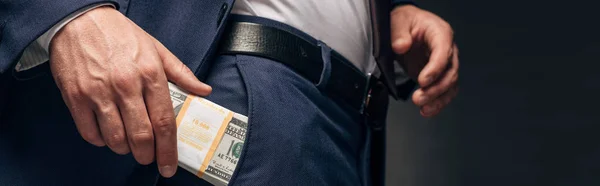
[{"x1": 0, "y1": 0, "x2": 458, "y2": 185}]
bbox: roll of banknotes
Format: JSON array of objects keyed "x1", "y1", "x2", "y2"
[{"x1": 169, "y1": 83, "x2": 247, "y2": 186}]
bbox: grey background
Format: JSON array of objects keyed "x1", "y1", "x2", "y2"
[{"x1": 385, "y1": 0, "x2": 600, "y2": 186}]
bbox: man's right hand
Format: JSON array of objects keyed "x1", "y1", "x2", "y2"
[{"x1": 49, "y1": 6, "x2": 212, "y2": 178}]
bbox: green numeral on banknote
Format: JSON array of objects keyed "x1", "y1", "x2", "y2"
[{"x1": 168, "y1": 82, "x2": 248, "y2": 186}]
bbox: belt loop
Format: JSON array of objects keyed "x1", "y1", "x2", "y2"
[{"x1": 315, "y1": 41, "x2": 332, "y2": 91}]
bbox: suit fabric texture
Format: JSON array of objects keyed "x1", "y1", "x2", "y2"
[{"x1": 0, "y1": 0, "x2": 413, "y2": 185}]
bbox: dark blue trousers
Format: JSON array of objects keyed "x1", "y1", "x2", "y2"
[{"x1": 161, "y1": 53, "x2": 374, "y2": 185}]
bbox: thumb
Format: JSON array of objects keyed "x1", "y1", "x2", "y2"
[
  {"x1": 153, "y1": 38, "x2": 212, "y2": 96},
  {"x1": 391, "y1": 19, "x2": 413, "y2": 55}
]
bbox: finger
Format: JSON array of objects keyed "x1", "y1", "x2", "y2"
[
  {"x1": 420, "y1": 86, "x2": 459, "y2": 117},
  {"x1": 153, "y1": 38, "x2": 212, "y2": 96},
  {"x1": 118, "y1": 96, "x2": 155, "y2": 165},
  {"x1": 68, "y1": 103, "x2": 106, "y2": 147},
  {"x1": 141, "y1": 67, "x2": 178, "y2": 178},
  {"x1": 60, "y1": 90, "x2": 106, "y2": 147},
  {"x1": 94, "y1": 103, "x2": 130, "y2": 155},
  {"x1": 412, "y1": 45, "x2": 459, "y2": 105},
  {"x1": 418, "y1": 24, "x2": 454, "y2": 87},
  {"x1": 391, "y1": 18, "x2": 413, "y2": 55}
]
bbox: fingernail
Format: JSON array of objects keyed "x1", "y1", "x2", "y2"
[
  {"x1": 200, "y1": 82, "x2": 210, "y2": 88},
  {"x1": 160, "y1": 165, "x2": 176, "y2": 177},
  {"x1": 203, "y1": 85, "x2": 213, "y2": 95}
]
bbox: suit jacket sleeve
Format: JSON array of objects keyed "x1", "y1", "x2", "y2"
[
  {"x1": 392, "y1": 0, "x2": 417, "y2": 7},
  {"x1": 0, "y1": 0, "x2": 122, "y2": 75}
]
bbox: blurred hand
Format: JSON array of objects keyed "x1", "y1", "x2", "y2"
[
  {"x1": 391, "y1": 5, "x2": 460, "y2": 117},
  {"x1": 49, "y1": 6, "x2": 212, "y2": 177}
]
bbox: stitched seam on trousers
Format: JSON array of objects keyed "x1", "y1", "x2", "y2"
[{"x1": 227, "y1": 58, "x2": 253, "y2": 185}]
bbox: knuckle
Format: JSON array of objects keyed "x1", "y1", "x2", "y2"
[
  {"x1": 140, "y1": 63, "x2": 162, "y2": 82},
  {"x1": 61, "y1": 84, "x2": 80, "y2": 96},
  {"x1": 450, "y1": 73, "x2": 459, "y2": 85},
  {"x1": 130, "y1": 132, "x2": 154, "y2": 147},
  {"x1": 95, "y1": 104, "x2": 114, "y2": 116},
  {"x1": 119, "y1": 99, "x2": 137, "y2": 110},
  {"x1": 442, "y1": 22, "x2": 453, "y2": 34},
  {"x1": 81, "y1": 86, "x2": 97, "y2": 97},
  {"x1": 110, "y1": 72, "x2": 141, "y2": 98},
  {"x1": 112, "y1": 71, "x2": 138, "y2": 88},
  {"x1": 105, "y1": 133, "x2": 127, "y2": 150},
  {"x1": 153, "y1": 116, "x2": 176, "y2": 137},
  {"x1": 64, "y1": 88, "x2": 86, "y2": 103},
  {"x1": 64, "y1": 81, "x2": 95, "y2": 100},
  {"x1": 145, "y1": 80, "x2": 165, "y2": 93},
  {"x1": 447, "y1": 49, "x2": 454, "y2": 59},
  {"x1": 87, "y1": 75, "x2": 110, "y2": 90}
]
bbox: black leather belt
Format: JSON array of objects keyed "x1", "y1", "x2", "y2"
[{"x1": 218, "y1": 20, "x2": 370, "y2": 112}]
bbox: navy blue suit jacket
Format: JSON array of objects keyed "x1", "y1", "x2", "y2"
[
  {"x1": 0, "y1": 0, "x2": 234, "y2": 75},
  {"x1": 0, "y1": 0, "x2": 413, "y2": 185}
]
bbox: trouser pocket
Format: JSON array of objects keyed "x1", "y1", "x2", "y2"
[
  {"x1": 141, "y1": 53, "x2": 366, "y2": 186},
  {"x1": 227, "y1": 55, "x2": 365, "y2": 186}
]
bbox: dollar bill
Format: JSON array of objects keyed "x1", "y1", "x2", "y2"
[
  {"x1": 168, "y1": 83, "x2": 248, "y2": 186},
  {"x1": 169, "y1": 84, "x2": 188, "y2": 118},
  {"x1": 202, "y1": 113, "x2": 247, "y2": 185}
]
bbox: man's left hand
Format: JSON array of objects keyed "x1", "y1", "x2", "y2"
[{"x1": 391, "y1": 5, "x2": 460, "y2": 117}]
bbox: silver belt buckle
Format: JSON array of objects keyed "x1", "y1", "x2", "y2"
[{"x1": 360, "y1": 73, "x2": 373, "y2": 114}]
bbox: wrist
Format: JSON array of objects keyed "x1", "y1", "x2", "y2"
[
  {"x1": 49, "y1": 5, "x2": 118, "y2": 52},
  {"x1": 62, "y1": 6, "x2": 119, "y2": 32},
  {"x1": 51, "y1": 6, "x2": 121, "y2": 50}
]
